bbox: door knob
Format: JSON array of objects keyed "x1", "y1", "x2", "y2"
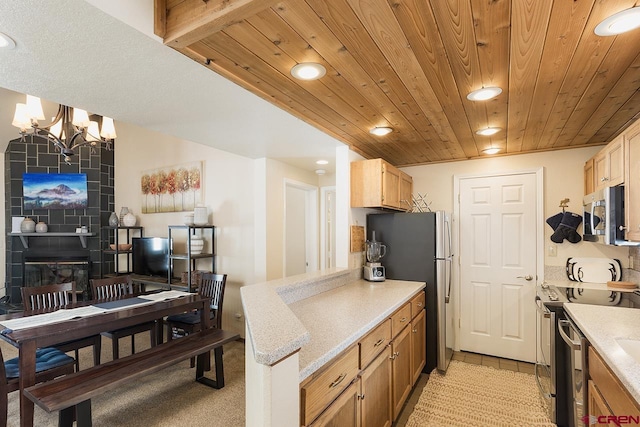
[{"x1": 517, "y1": 275, "x2": 533, "y2": 281}]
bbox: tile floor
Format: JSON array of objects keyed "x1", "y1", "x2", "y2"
[{"x1": 393, "y1": 351, "x2": 536, "y2": 426}]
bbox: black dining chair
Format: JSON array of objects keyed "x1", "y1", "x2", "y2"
[
  {"x1": 90, "y1": 276, "x2": 157, "y2": 359},
  {"x1": 0, "y1": 346, "x2": 75, "y2": 427},
  {"x1": 165, "y1": 273, "x2": 227, "y2": 368},
  {"x1": 21, "y1": 282, "x2": 101, "y2": 371}
]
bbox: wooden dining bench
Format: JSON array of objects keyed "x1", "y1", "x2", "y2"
[{"x1": 23, "y1": 328, "x2": 240, "y2": 427}]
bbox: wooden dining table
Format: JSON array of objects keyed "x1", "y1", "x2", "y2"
[{"x1": 0, "y1": 291, "x2": 211, "y2": 427}]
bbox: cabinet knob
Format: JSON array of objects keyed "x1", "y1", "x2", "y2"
[
  {"x1": 412, "y1": 328, "x2": 418, "y2": 333},
  {"x1": 601, "y1": 177, "x2": 609, "y2": 182}
]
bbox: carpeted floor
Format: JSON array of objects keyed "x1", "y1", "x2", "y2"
[
  {"x1": 405, "y1": 360, "x2": 556, "y2": 427},
  {"x1": 2, "y1": 333, "x2": 245, "y2": 427}
]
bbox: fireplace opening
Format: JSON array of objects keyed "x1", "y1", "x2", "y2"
[{"x1": 23, "y1": 256, "x2": 91, "y2": 302}]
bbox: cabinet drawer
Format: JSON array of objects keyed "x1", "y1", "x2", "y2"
[
  {"x1": 301, "y1": 345, "x2": 360, "y2": 426},
  {"x1": 410, "y1": 292, "x2": 425, "y2": 319},
  {"x1": 391, "y1": 302, "x2": 411, "y2": 338},
  {"x1": 359, "y1": 318, "x2": 391, "y2": 369},
  {"x1": 588, "y1": 347, "x2": 640, "y2": 416}
]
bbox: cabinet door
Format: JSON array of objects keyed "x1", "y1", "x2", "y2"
[
  {"x1": 588, "y1": 380, "x2": 613, "y2": 419},
  {"x1": 594, "y1": 151, "x2": 608, "y2": 191},
  {"x1": 382, "y1": 162, "x2": 401, "y2": 209},
  {"x1": 410, "y1": 309, "x2": 426, "y2": 385},
  {"x1": 399, "y1": 172, "x2": 413, "y2": 211},
  {"x1": 584, "y1": 158, "x2": 595, "y2": 195},
  {"x1": 607, "y1": 136, "x2": 624, "y2": 186},
  {"x1": 360, "y1": 346, "x2": 392, "y2": 427},
  {"x1": 625, "y1": 121, "x2": 640, "y2": 241},
  {"x1": 309, "y1": 380, "x2": 360, "y2": 427},
  {"x1": 390, "y1": 326, "x2": 412, "y2": 420}
]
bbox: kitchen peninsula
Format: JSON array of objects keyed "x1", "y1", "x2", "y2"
[{"x1": 241, "y1": 268, "x2": 424, "y2": 427}]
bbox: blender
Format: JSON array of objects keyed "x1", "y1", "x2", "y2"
[{"x1": 364, "y1": 231, "x2": 386, "y2": 281}]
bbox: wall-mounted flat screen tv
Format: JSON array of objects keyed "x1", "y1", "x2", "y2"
[
  {"x1": 132, "y1": 237, "x2": 169, "y2": 278},
  {"x1": 23, "y1": 173, "x2": 88, "y2": 210}
]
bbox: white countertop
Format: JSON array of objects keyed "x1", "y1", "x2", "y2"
[
  {"x1": 564, "y1": 304, "x2": 640, "y2": 405},
  {"x1": 289, "y1": 279, "x2": 424, "y2": 381},
  {"x1": 241, "y1": 268, "x2": 424, "y2": 382}
]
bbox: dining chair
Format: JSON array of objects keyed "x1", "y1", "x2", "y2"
[
  {"x1": 90, "y1": 276, "x2": 157, "y2": 359},
  {"x1": 21, "y1": 282, "x2": 101, "y2": 371},
  {"x1": 0, "y1": 346, "x2": 75, "y2": 427},
  {"x1": 165, "y1": 273, "x2": 227, "y2": 367}
]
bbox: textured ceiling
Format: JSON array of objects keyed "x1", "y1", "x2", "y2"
[{"x1": 0, "y1": 0, "x2": 342, "y2": 172}]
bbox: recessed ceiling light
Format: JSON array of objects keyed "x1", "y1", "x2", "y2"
[
  {"x1": 467, "y1": 87, "x2": 502, "y2": 101},
  {"x1": 0, "y1": 32, "x2": 16, "y2": 49},
  {"x1": 316, "y1": 159, "x2": 329, "y2": 165},
  {"x1": 476, "y1": 127, "x2": 502, "y2": 136},
  {"x1": 595, "y1": 6, "x2": 640, "y2": 36},
  {"x1": 290, "y1": 63, "x2": 326, "y2": 80},
  {"x1": 370, "y1": 126, "x2": 393, "y2": 136},
  {"x1": 483, "y1": 147, "x2": 500, "y2": 155},
  {"x1": 315, "y1": 169, "x2": 326, "y2": 175}
]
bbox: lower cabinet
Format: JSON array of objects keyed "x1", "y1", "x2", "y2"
[
  {"x1": 410, "y1": 309, "x2": 426, "y2": 384},
  {"x1": 309, "y1": 380, "x2": 361, "y2": 427},
  {"x1": 360, "y1": 346, "x2": 393, "y2": 427},
  {"x1": 301, "y1": 295, "x2": 426, "y2": 426},
  {"x1": 390, "y1": 325, "x2": 412, "y2": 420},
  {"x1": 588, "y1": 380, "x2": 613, "y2": 418}
]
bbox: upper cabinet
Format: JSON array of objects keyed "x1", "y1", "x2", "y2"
[
  {"x1": 586, "y1": 134, "x2": 625, "y2": 193},
  {"x1": 624, "y1": 120, "x2": 640, "y2": 241},
  {"x1": 351, "y1": 159, "x2": 413, "y2": 211}
]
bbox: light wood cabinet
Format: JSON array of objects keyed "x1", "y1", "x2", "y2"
[
  {"x1": 390, "y1": 325, "x2": 412, "y2": 420},
  {"x1": 359, "y1": 346, "x2": 392, "y2": 427},
  {"x1": 594, "y1": 135, "x2": 624, "y2": 191},
  {"x1": 301, "y1": 293, "x2": 425, "y2": 426},
  {"x1": 351, "y1": 159, "x2": 413, "y2": 211},
  {"x1": 309, "y1": 380, "x2": 361, "y2": 427},
  {"x1": 584, "y1": 158, "x2": 595, "y2": 195},
  {"x1": 301, "y1": 345, "x2": 360, "y2": 426},
  {"x1": 624, "y1": 120, "x2": 640, "y2": 241},
  {"x1": 588, "y1": 347, "x2": 640, "y2": 418},
  {"x1": 410, "y1": 309, "x2": 426, "y2": 384}
]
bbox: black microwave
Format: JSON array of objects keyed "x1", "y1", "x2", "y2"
[{"x1": 582, "y1": 185, "x2": 639, "y2": 246}]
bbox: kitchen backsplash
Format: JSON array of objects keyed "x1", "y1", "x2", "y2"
[{"x1": 630, "y1": 247, "x2": 640, "y2": 272}]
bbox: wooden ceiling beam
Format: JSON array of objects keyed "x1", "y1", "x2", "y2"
[{"x1": 161, "y1": 0, "x2": 281, "y2": 48}]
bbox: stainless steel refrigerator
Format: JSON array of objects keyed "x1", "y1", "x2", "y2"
[{"x1": 366, "y1": 211, "x2": 453, "y2": 373}]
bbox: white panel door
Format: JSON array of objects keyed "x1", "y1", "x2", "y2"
[{"x1": 459, "y1": 173, "x2": 537, "y2": 362}]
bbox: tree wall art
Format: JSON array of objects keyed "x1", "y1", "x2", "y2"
[{"x1": 140, "y1": 161, "x2": 203, "y2": 213}]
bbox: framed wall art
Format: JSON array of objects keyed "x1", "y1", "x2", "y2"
[
  {"x1": 23, "y1": 173, "x2": 88, "y2": 210},
  {"x1": 140, "y1": 161, "x2": 203, "y2": 213}
]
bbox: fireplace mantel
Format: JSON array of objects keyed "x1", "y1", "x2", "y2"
[{"x1": 8, "y1": 232, "x2": 96, "y2": 249}]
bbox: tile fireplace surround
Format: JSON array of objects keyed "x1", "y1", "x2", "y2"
[{"x1": 4, "y1": 136, "x2": 115, "y2": 304}]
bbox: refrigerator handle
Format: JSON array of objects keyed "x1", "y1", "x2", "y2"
[
  {"x1": 445, "y1": 258, "x2": 452, "y2": 303},
  {"x1": 445, "y1": 216, "x2": 453, "y2": 257}
]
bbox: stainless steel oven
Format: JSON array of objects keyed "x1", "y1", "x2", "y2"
[{"x1": 535, "y1": 282, "x2": 640, "y2": 427}]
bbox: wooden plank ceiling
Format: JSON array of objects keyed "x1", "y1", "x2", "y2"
[{"x1": 154, "y1": 0, "x2": 640, "y2": 167}]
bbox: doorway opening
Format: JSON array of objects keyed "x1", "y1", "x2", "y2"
[{"x1": 284, "y1": 180, "x2": 318, "y2": 277}]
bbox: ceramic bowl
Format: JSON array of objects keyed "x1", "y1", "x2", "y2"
[{"x1": 109, "y1": 244, "x2": 132, "y2": 251}]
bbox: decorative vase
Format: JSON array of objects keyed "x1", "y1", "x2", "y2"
[
  {"x1": 119, "y1": 207, "x2": 129, "y2": 226},
  {"x1": 194, "y1": 206, "x2": 208, "y2": 226},
  {"x1": 20, "y1": 217, "x2": 36, "y2": 233},
  {"x1": 35, "y1": 222, "x2": 48, "y2": 233},
  {"x1": 184, "y1": 212, "x2": 195, "y2": 226},
  {"x1": 123, "y1": 212, "x2": 136, "y2": 227},
  {"x1": 108, "y1": 212, "x2": 119, "y2": 227},
  {"x1": 190, "y1": 236, "x2": 204, "y2": 255}
]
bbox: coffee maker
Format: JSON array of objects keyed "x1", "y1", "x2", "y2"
[{"x1": 364, "y1": 231, "x2": 386, "y2": 282}]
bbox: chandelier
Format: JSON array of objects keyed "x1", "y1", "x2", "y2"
[{"x1": 11, "y1": 95, "x2": 117, "y2": 165}]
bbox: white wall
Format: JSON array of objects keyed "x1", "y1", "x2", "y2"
[
  {"x1": 115, "y1": 121, "x2": 255, "y2": 336},
  {"x1": 402, "y1": 146, "x2": 631, "y2": 268}
]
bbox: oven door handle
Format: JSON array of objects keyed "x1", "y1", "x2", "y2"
[
  {"x1": 535, "y1": 296, "x2": 551, "y2": 318},
  {"x1": 558, "y1": 319, "x2": 581, "y2": 350}
]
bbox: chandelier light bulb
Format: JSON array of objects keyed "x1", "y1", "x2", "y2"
[
  {"x1": 86, "y1": 121, "x2": 100, "y2": 142},
  {"x1": 72, "y1": 108, "x2": 90, "y2": 127},
  {"x1": 11, "y1": 103, "x2": 30, "y2": 130},
  {"x1": 26, "y1": 95, "x2": 45, "y2": 121},
  {"x1": 100, "y1": 117, "x2": 117, "y2": 139}
]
